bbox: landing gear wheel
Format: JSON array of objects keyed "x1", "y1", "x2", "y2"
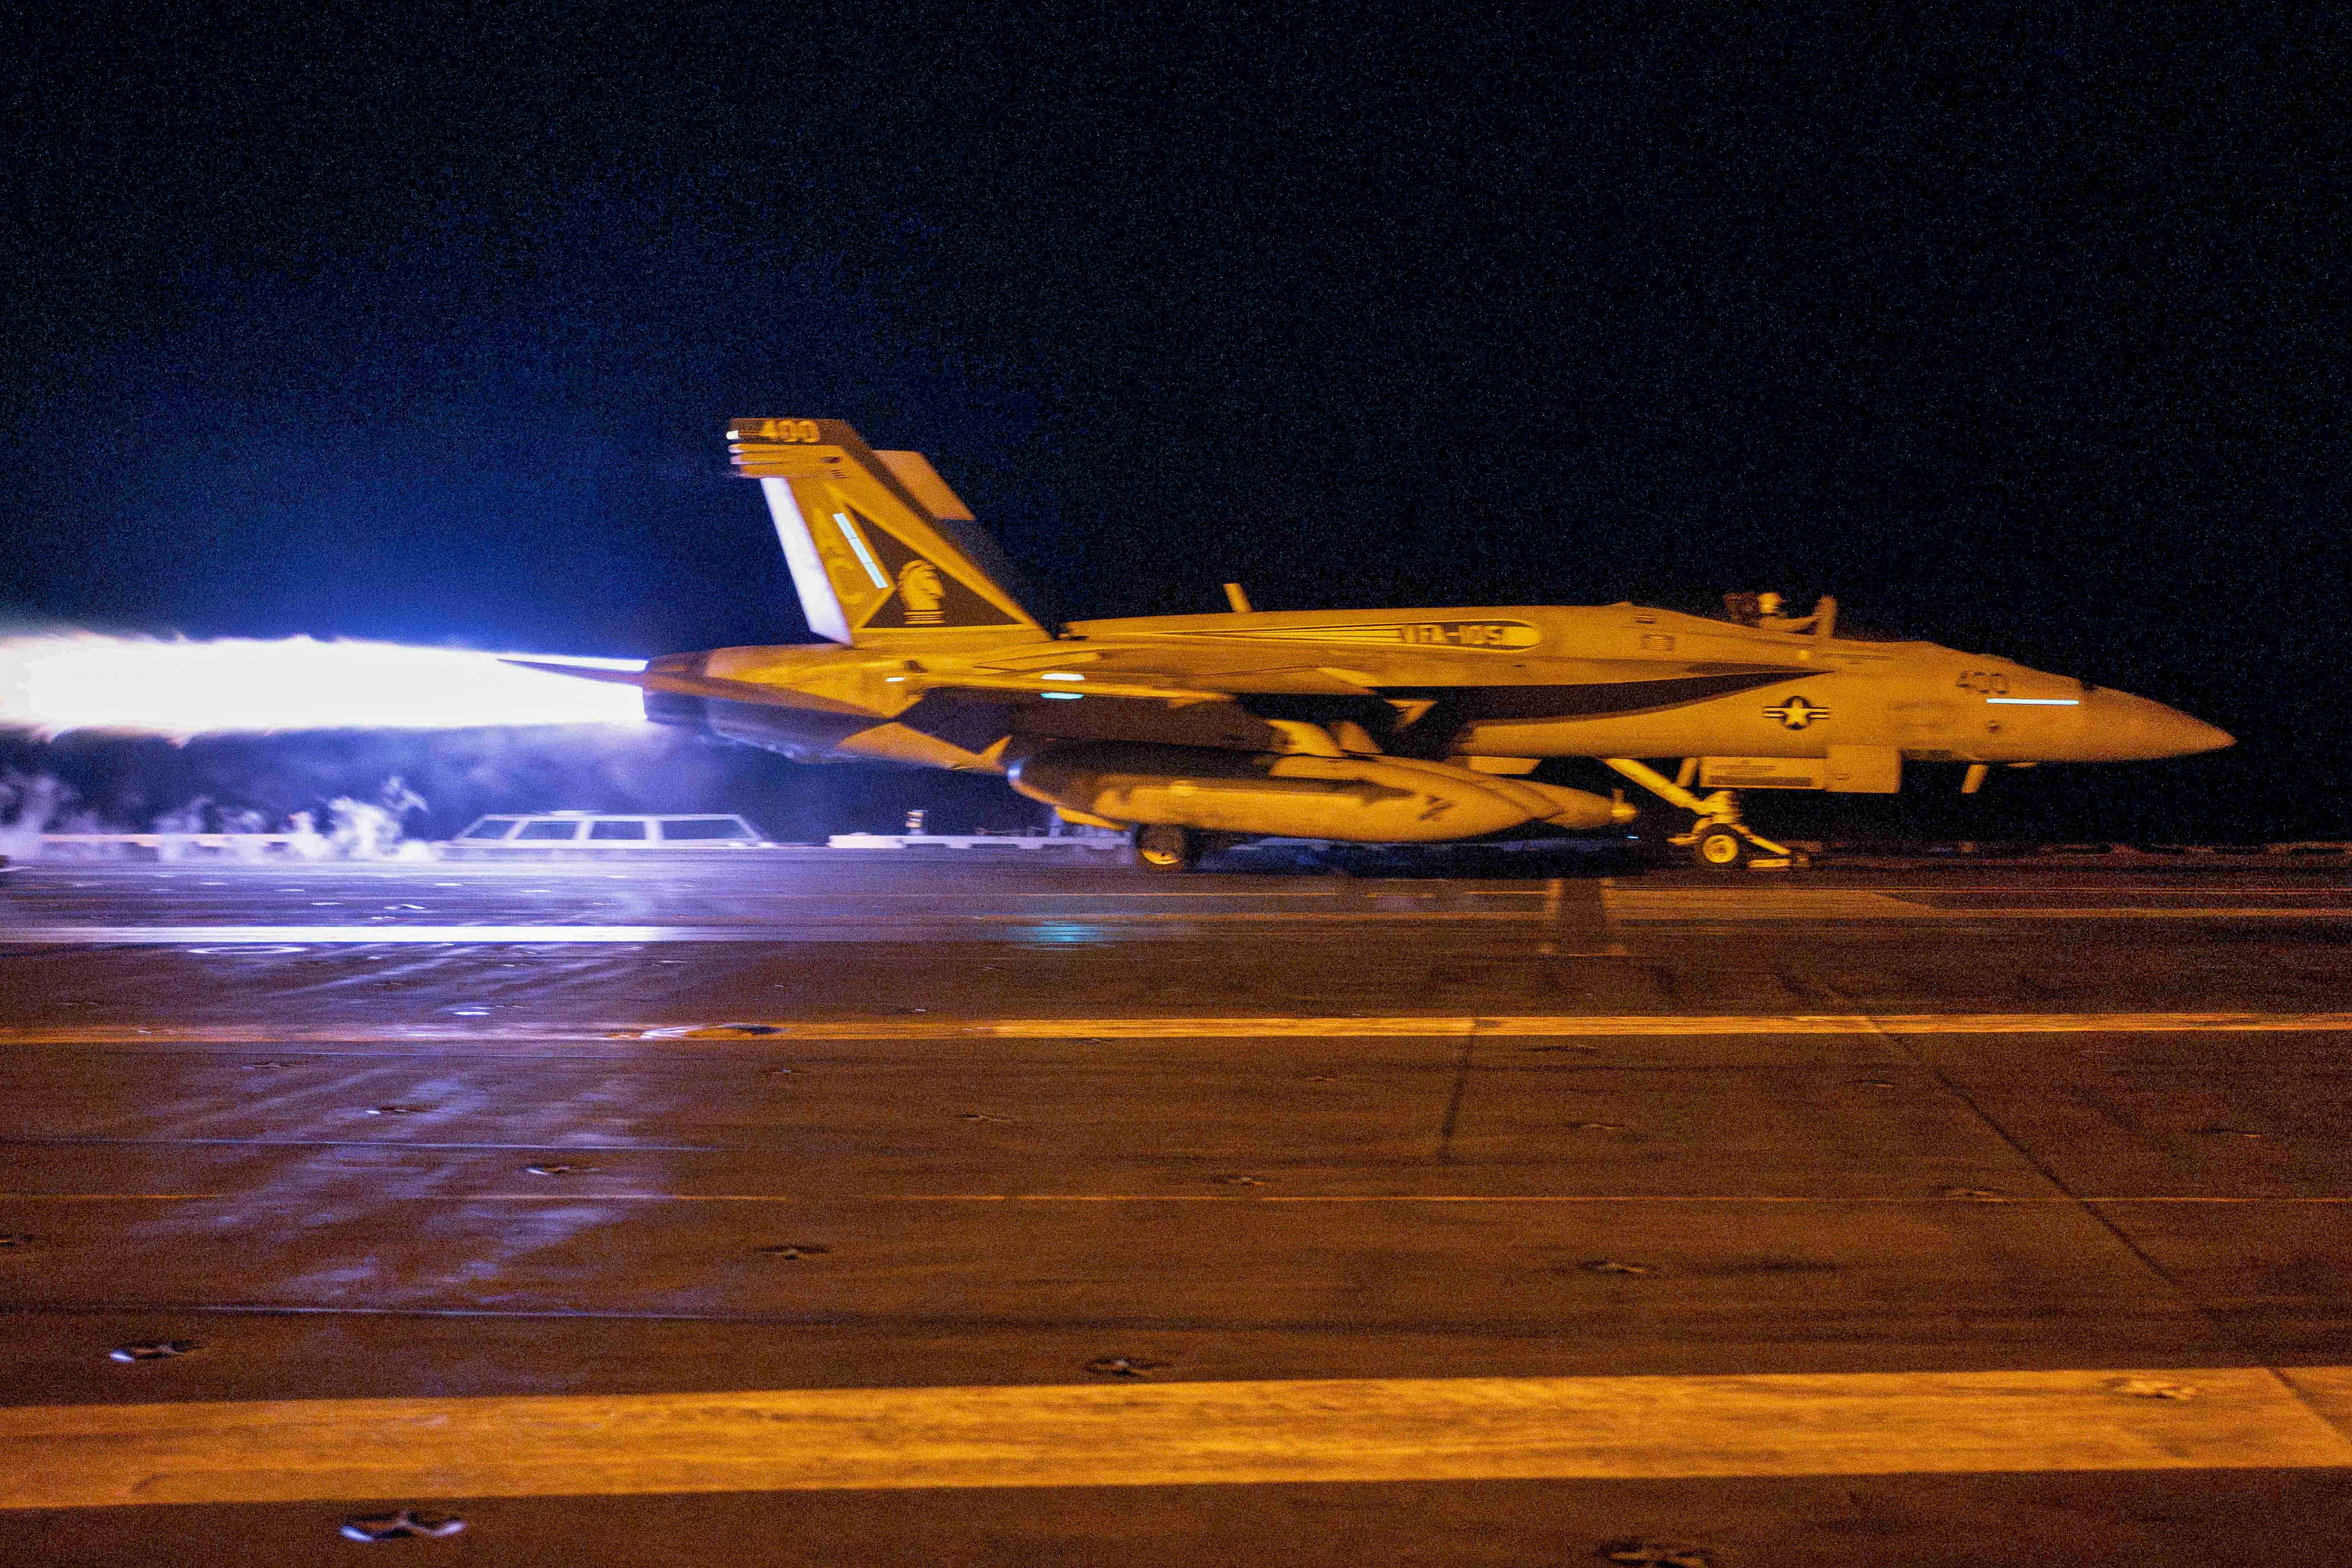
[
  {"x1": 1133, "y1": 824, "x2": 1201, "y2": 873},
  {"x1": 1691, "y1": 825, "x2": 1747, "y2": 867}
]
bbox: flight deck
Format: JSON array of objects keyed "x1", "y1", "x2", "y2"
[{"x1": 5, "y1": 851, "x2": 2352, "y2": 1565}]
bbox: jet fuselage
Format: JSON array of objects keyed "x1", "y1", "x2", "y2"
[
  {"x1": 643, "y1": 601, "x2": 2228, "y2": 776},
  {"x1": 525, "y1": 418, "x2": 2231, "y2": 859}
]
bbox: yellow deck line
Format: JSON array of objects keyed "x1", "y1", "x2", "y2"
[
  {"x1": 1, "y1": 1011, "x2": 2348, "y2": 1045},
  {"x1": 7, "y1": 1366, "x2": 2352, "y2": 1508}
]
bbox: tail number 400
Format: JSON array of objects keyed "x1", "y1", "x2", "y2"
[{"x1": 733, "y1": 419, "x2": 824, "y2": 443}]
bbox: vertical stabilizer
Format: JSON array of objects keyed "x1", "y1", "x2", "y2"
[{"x1": 728, "y1": 419, "x2": 1047, "y2": 646}]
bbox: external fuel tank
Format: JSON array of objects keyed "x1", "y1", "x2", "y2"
[{"x1": 1007, "y1": 741, "x2": 1631, "y2": 844}]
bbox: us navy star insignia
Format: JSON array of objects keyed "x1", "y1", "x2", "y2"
[{"x1": 1765, "y1": 695, "x2": 1828, "y2": 729}]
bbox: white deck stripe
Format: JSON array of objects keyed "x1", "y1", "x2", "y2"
[
  {"x1": 5, "y1": 902, "x2": 2348, "y2": 944},
  {"x1": 0, "y1": 915, "x2": 1581, "y2": 942},
  {"x1": 0, "y1": 925, "x2": 820, "y2": 944},
  {"x1": 6, "y1": 1365, "x2": 2351, "y2": 1509}
]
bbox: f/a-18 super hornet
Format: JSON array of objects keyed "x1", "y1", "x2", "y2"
[{"x1": 521, "y1": 419, "x2": 2232, "y2": 869}]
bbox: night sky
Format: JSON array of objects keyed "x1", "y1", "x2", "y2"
[{"x1": 1, "y1": 5, "x2": 2344, "y2": 840}]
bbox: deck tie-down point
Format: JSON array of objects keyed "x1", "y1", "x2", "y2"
[
  {"x1": 341, "y1": 1510, "x2": 467, "y2": 1542},
  {"x1": 1084, "y1": 1356, "x2": 1169, "y2": 1378},
  {"x1": 1601, "y1": 1544, "x2": 1712, "y2": 1568}
]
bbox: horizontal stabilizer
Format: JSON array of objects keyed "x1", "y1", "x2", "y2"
[{"x1": 499, "y1": 659, "x2": 874, "y2": 717}]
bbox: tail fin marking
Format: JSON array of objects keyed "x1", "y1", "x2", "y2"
[{"x1": 729, "y1": 419, "x2": 1044, "y2": 645}]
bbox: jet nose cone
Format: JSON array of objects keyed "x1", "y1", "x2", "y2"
[
  {"x1": 2080, "y1": 688, "x2": 2234, "y2": 760},
  {"x1": 2182, "y1": 716, "x2": 2235, "y2": 753}
]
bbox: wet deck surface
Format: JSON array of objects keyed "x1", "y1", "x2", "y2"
[{"x1": 6, "y1": 849, "x2": 2352, "y2": 1564}]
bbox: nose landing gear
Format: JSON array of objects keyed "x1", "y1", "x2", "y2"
[
  {"x1": 1600, "y1": 758, "x2": 1805, "y2": 869},
  {"x1": 1689, "y1": 823, "x2": 1751, "y2": 867},
  {"x1": 1675, "y1": 805, "x2": 1794, "y2": 867}
]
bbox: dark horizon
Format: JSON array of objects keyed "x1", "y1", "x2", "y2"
[{"x1": 3, "y1": 7, "x2": 2341, "y2": 841}]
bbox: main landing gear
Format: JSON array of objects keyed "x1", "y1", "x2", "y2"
[
  {"x1": 1600, "y1": 759, "x2": 1805, "y2": 869},
  {"x1": 1132, "y1": 823, "x2": 1202, "y2": 873}
]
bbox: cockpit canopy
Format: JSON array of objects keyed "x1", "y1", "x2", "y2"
[{"x1": 1706, "y1": 592, "x2": 1914, "y2": 643}]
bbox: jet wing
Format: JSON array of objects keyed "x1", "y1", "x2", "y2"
[
  {"x1": 917, "y1": 671, "x2": 1248, "y2": 705},
  {"x1": 939, "y1": 645, "x2": 1802, "y2": 709},
  {"x1": 955, "y1": 645, "x2": 1385, "y2": 695},
  {"x1": 934, "y1": 657, "x2": 1379, "y2": 705}
]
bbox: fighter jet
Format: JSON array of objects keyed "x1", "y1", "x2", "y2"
[{"x1": 521, "y1": 419, "x2": 2232, "y2": 869}]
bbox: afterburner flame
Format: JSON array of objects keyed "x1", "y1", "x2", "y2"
[{"x1": 0, "y1": 635, "x2": 645, "y2": 736}]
